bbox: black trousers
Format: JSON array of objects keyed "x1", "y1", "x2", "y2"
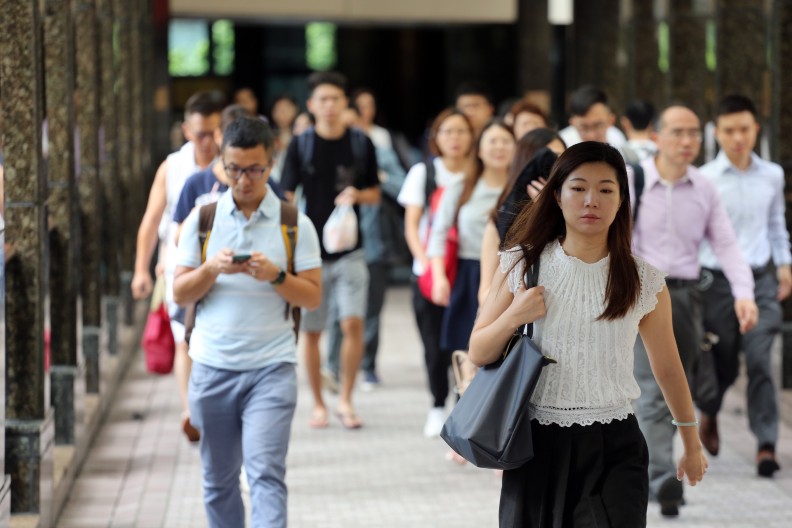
[
  {"x1": 411, "y1": 277, "x2": 451, "y2": 408},
  {"x1": 500, "y1": 415, "x2": 649, "y2": 528}
]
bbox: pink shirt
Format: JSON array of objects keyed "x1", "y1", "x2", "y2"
[{"x1": 632, "y1": 158, "x2": 754, "y2": 300}]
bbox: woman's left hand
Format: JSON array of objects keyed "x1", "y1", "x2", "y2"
[{"x1": 677, "y1": 446, "x2": 708, "y2": 486}]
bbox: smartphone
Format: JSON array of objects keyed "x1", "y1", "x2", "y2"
[{"x1": 232, "y1": 254, "x2": 251, "y2": 263}]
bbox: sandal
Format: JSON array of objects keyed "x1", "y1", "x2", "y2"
[
  {"x1": 335, "y1": 410, "x2": 363, "y2": 430},
  {"x1": 309, "y1": 408, "x2": 329, "y2": 429}
]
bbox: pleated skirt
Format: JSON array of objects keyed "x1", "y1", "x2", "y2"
[{"x1": 499, "y1": 414, "x2": 649, "y2": 528}]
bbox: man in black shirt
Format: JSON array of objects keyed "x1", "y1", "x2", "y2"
[{"x1": 280, "y1": 71, "x2": 380, "y2": 429}]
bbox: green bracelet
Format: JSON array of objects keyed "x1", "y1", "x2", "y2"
[{"x1": 671, "y1": 419, "x2": 699, "y2": 427}]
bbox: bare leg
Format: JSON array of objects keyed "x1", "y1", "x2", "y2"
[
  {"x1": 337, "y1": 317, "x2": 364, "y2": 427},
  {"x1": 304, "y1": 331, "x2": 328, "y2": 427},
  {"x1": 174, "y1": 340, "x2": 191, "y2": 413}
]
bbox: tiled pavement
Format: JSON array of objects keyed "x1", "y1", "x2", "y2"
[{"x1": 58, "y1": 286, "x2": 792, "y2": 527}]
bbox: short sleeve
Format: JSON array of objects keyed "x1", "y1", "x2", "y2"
[
  {"x1": 293, "y1": 213, "x2": 323, "y2": 273},
  {"x1": 397, "y1": 162, "x2": 428, "y2": 208},
  {"x1": 173, "y1": 179, "x2": 196, "y2": 224},
  {"x1": 636, "y1": 258, "x2": 667, "y2": 319},
  {"x1": 279, "y1": 139, "x2": 302, "y2": 193},
  {"x1": 176, "y1": 208, "x2": 202, "y2": 269},
  {"x1": 498, "y1": 247, "x2": 526, "y2": 294}
]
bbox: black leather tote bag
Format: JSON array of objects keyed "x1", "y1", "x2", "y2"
[{"x1": 440, "y1": 259, "x2": 556, "y2": 470}]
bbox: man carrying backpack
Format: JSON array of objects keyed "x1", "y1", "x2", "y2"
[
  {"x1": 174, "y1": 117, "x2": 322, "y2": 528},
  {"x1": 280, "y1": 71, "x2": 381, "y2": 430}
]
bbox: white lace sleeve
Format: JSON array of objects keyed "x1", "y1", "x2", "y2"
[
  {"x1": 498, "y1": 247, "x2": 525, "y2": 294},
  {"x1": 636, "y1": 258, "x2": 667, "y2": 318}
]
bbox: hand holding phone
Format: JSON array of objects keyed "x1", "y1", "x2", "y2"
[{"x1": 232, "y1": 254, "x2": 251, "y2": 263}]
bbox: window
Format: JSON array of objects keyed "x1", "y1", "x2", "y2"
[
  {"x1": 169, "y1": 19, "x2": 235, "y2": 77},
  {"x1": 305, "y1": 22, "x2": 337, "y2": 71}
]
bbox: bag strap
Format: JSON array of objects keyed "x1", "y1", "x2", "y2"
[
  {"x1": 521, "y1": 248, "x2": 541, "y2": 338},
  {"x1": 280, "y1": 201, "x2": 301, "y2": 336},
  {"x1": 297, "y1": 127, "x2": 316, "y2": 176},
  {"x1": 185, "y1": 202, "x2": 218, "y2": 344},
  {"x1": 349, "y1": 127, "x2": 370, "y2": 180},
  {"x1": 423, "y1": 159, "x2": 437, "y2": 208},
  {"x1": 631, "y1": 163, "x2": 645, "y2": 224}
]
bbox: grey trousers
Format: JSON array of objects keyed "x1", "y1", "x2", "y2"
[
  {"x1": 634, "y1": 282, "x2": 701, "y2": 498},
  {"x1": 700, "y1": 269, "x2": 781, "y2": 449}
]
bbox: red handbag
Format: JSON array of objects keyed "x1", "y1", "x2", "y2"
[
  {"x1": 418, "y1": 224, "x2": 459, "y2": 301},
  {"x1": 142, "y1": 302, "x2": 175, "y2": 375}
]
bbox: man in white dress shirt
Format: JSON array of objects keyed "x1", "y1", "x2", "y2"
[{"x1": 698, "y1": 94, "x2": 791, "y2": 478}]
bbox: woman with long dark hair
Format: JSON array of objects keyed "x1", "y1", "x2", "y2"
[{"x1": 469, "y1": 142, "x2": 707, "y2": 527}]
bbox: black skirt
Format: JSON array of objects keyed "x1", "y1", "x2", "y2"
[
  {"x1": 499, "y1": 414, "x2": 649, "y2": 528},
  {"x1": 440, "y1": 258, "x2": 481, "y2": 351}
]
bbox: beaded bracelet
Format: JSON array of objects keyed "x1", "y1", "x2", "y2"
[{"x1": 671, "y1": 419, "x2": 699, "y2": 427}]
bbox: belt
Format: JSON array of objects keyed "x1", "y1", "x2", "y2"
[
  {"x1": 705, "y1": 264, "x2": 769, "y2": 279},
  {"x1": 665, "y1": 277, "x2": 698, "y2": 288}
]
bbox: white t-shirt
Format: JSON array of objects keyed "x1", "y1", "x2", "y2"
[{"x1": 397, "y1": 158, "x2": 465, "y2": 275}]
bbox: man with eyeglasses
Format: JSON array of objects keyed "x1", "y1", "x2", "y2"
[
  {"x1": 698, "y1": 95, "x2": 790, "y2": 478},
  {"x1": 631, "y1": 104, "x2": 758, "y2": 517},
  {"x1": 280, "y1": 71, "x2": 381, "y2": 430},
  {"x1": 174, "y1": 116, "x2": 321, "y2": 528},
  {"x1": 559, "y1": 85, "x2": 627, "y2": 148},
  {"x1": 170, "y1": 103, "x2": 284, "y2": 443}
]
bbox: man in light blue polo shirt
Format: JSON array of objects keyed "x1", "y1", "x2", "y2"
[{"x1": 174, "y1": 117, "x2": 322, "y2": 528}]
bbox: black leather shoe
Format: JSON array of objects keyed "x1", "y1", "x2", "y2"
[
  {"x1": 657, "y1": 477, "x2": 683, "y2": 517},
  {"x1": 699, "y1": 414, "x2": 719, "y2": 456},
  {"x1": 757, "y1": 449, "x2": 781, "y2": 478}
]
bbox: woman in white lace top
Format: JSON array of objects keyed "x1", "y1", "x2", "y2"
[{"x1": 468, "y1": 142, "x2": 707, "y2": 527}]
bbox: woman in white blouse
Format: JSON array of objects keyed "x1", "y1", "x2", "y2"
[{"x1": 468, "y1": 141, "x2": 707, "y2": 527}]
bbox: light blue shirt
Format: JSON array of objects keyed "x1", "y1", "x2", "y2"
[
  {"x1": 177, "y1": 186, "x2": 322, "y2": 371},
  {"x1": 699, "y1": 151, "x2": 792, "y2": 270}
]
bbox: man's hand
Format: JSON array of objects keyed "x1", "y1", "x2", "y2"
[
  {"x1": 245, "y1": 251, "x2": 281, "y2": 282},
  {"x1": 208, "y1": 249, "x2": 249, "y2": 276},
  {"x1": 131, "y1": 271, "x2": 153, "y2": 300},
  {"x1": 777, "y1": 265, "x2": 792, "y2": 301},
  {"x1": 734, "y1": 298, "x2": 759, "y2": 334},
  {"x1": 335, "y1": 186, "x2": 359, "y2": 206}
]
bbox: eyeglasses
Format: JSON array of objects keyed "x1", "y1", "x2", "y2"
[
  {"x1": 438, "y1": 128, "x2": 471, "y2": 136},
  {"x1": 665, "y1": 128, "x2": 703, "y2": 141},
  {"x1": 223, "y1": 163, "x2": 269, "y2": 181},
  {"x1": 574, "y1": 121, "x2": 608, "y2": 134},
  {"x1": 193, "y1": 130, "x2": 215, "y2": 142}
]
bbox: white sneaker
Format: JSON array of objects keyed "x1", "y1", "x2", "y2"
[{"x1": 423, "y1": 408, "x2": 446, "y2": 438}]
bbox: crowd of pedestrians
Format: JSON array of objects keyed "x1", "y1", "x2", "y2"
[{"x1": 131, "y1": 71, "x2": 790, "y2": 527}]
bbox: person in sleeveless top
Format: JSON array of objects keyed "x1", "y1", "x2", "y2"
[{"x1": 468, "y1": 142, "x2": 707, "y2": 527}]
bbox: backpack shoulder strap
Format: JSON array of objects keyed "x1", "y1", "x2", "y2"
[
  {"x1": 297, "y1": 126, "x2": 316, "y2": 175},
  {"x1": 280, "y1": 201, "x2": 301, "y2": 335},
  {"x1": 631, "y1": 163, "x2": 645, "y2": 225},
  {"x1": 423, "y1": 159, "x2": 437, "y2": 208},
  {"x1": 198, "y1": 202, "x2": 218, "y2": 263},
  {"x1": 349, "y1": 127, "x2": 369, "y2": 178}
]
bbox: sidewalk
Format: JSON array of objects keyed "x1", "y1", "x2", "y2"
[{"x1": 58, "y1": 286, "x2": 792, "y2": 527}]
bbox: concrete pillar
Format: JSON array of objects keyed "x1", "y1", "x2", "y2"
[
  {"x1": 715, "y1": 0, "x2": 767, "y2": 112},
  {"x1": 626, "y1": 0, "x2": 666, "y2": 106},
  {"x1": 75, "y1": 0, "x2": 102, "y2": 396},
  {"x1": 97, "y1": 0, "x2": 121, "y2": 358},
  {"x1": 113, "y1": 0, "x2": 135, "y2": 313},
  {"x1": 0, "y1": 0, "x2": 56, "y2": 521},
  {"x1": 44, "y1": 0, "x2": 80, "y2": 447},
  {"x1": 515, "y1": 0, "x2": 551, "y2": 100},
  {"x1": 667, "y1": 0, "x2": 714, "y2": 121},
  {"x1": 572, "y1": 0, "x2": 624, "y2": 111}
]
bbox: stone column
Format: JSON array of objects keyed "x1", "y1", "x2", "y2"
[
  {"x1": 44, "y1": 0, "x2": 80, "y2": 447},
  {"x1": 98, "y1": 0, "x2": 121, "y2": 358},
  {"x1": 667, "y1": 0, "x2": 714, "y2": 122},
  {"x1": 715, "y1": 0, "x2": 767, "y2": 112},
  {"x1": 572, "y1": 0, "x2": 624, "y2": 111},
  {"x1": 515, "y1": 0, "x2": 551, "y2": 103},
  {"x1": 0, "y1": 1, "x2": 55, "y2": 520},
  {"x1": 626, "y1": 0, "x2": 666, "y2": 106},
  {"x1": 75, "y1": 0, "x2": 102, "y2": 396},
  {"x1": 114, "y1": 0, "x2": 135, "y2": 312}
]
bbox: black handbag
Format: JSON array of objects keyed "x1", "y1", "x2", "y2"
[{"x1": 440, "y1": 259, "x2": 556, "y2": 470}]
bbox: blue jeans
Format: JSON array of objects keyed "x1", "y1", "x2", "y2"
[{"x1": 189, "y1": 361, "x2": 297, "y2": 528}]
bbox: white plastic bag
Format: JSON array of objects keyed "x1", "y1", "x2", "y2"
[{"x1": 322, "y1": 205, "x2": 358, "y2": 253}]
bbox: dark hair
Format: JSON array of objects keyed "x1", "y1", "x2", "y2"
[
  {"x1": 504, "y1": 141, "x2": 639, "y2": 320},
  {"x1": 509, "y1": 100, "x2": 550, "y2": 127},
  {"x1": 350, "y1": 87, "x2": 375, "y2": 104},
  {"x1": 568, "y1": 85, "x2": 609, "y2": 117},
  {"x1": 428, "y1": 107, "x2": 474, "y2": 158},
  {"x1": 716, "y1": 94, "x2": 758, "y2": 121},
  {"x1": 307, "y1": 71, "x2": 348, "y2": 95},
  {"x1": 221, "y1": 104, "x2": 254, "y2": 133},
  {"x1": 492, "y1": 128, "x2": 565, "y2": 223},
  {"x1": 185, "y1": 91, "x2": 225, "y2": 117},
  {"x1": 454, "y1": 80, "x2": 493, "y2": 105},
  {"x1": 655, "y1": 103, "x2": 699, "y2": 131},
  {"x1": 272, "y1": 93, "x2": 297, "y2": 107},
  {"x1": 221, "y1": 116, "x2": 275, "y2": 153},
  {"x1": 624, "y1": 100, "x2": 655, "y2": 130}
]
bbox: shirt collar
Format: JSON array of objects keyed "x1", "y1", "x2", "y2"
[
  {"x1": 714, "y1": 149, "x2": 761, "y2": 174},
  {"x1": 218, "y1": 183, "x2": 279, "y2": 219},
  {"x1": 644, "y1": 157, "x2": 697, "y2": 189}
]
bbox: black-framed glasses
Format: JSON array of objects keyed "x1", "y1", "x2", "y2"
[{"x1": 223, "y1": 163, "x2": 269, "y2": 181}]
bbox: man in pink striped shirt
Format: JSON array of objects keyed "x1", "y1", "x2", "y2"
[{"x1": 631, "y1": 104, "x2": 758, "y2": 517}]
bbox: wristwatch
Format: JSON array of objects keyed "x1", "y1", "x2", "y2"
[{"x1": 270, "y1": 268, "x2": 287, "y2": 286}]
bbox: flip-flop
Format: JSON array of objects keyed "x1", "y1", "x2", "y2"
[
  {"x1": 308, "y1": 410, "x2": 329, "y2": 429},
  {"x1": 335, "y1": 410, "x2": 363, "y2": 430}
]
